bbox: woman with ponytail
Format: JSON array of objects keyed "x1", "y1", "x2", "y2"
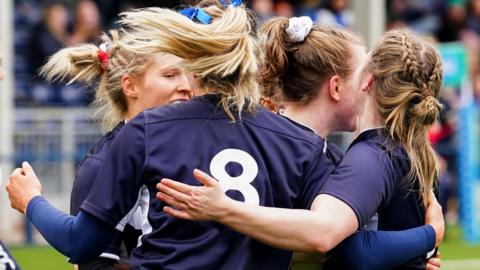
[{"x1": 14, "y1": 28, "x2": 193, "y2": 270}]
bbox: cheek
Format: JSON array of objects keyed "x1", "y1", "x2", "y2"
[{"x1": 141, "y1": 80, "x2": 172, "y2": 105}]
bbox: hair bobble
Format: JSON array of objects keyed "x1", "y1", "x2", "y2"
[
  {"x1": 98, "y1": 43, "x2": 109, "y2": 72},
  {"x1": 286, "y1": 16, "x2": 313, "y2": 43}
]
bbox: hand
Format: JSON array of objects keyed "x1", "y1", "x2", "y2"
[
  {"x1": 426, "y1": 251, "x2": 441, "y2": 270},
  {"x1": 6, "y1": 162, "x2": 43, "y2": 214},
  {"x1": 156, "y1": 169, "x2": 233, "y2": 221},
  {"x1": 425, "y1": 190, "x2": 444, "y2": 247}
]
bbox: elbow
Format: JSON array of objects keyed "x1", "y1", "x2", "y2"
[
  {"x1": 310, "y1": 220, "x2": 339, "y2": 253},
  {"x1": 311, "y1": 235, "x2": 336, "y2": 253},
  {"x1": 67, "y1": 245, "x2": 104, "y2": 263},
  {"x1": 68, "y1": 252, "x2": 99, "y2": 263}
]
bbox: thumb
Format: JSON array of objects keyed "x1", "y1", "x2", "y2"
[
  {"x1": 22, "y1": 161, "x2": 35, "y2": 176},
  {"x1": 193, "y1": 169, "x2": 218, "y2": 187}
]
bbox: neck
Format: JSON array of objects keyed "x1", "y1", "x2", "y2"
[
  {"x1": 356, "y1": 95, "x2": 383, "y2": 135},
  {"x1": 124, "y1": 110, "x2": 136, "y2": 123},
  {"x1": 281, "y1": 97, "x2": 334, "y2": 138}
]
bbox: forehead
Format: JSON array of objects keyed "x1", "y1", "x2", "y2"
[{"x1": 151, "y1": 53, "x2": 183, "y2": 68}]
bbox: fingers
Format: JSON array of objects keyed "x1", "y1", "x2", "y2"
[
  {"x1": 22, "y1": 161, "x2": 35, "y2": 177},
  {"x1": 10, "y1": 168, "x2": 24, "y2": 178},
  {"x1": 163, "y1": 206, "x2": 193, "y2": 220},
  {"x1": 193, "y1": 169, "x2": 218, "y2": 187},
  {"x1": 157, "y1": 182, "x2": 191, "y2": 203},
  {"x1": 425, "y1": 258, "x2": 442, "y2": 270},
  {"x1": 158, "y1": 178, "x2": 194, "y2": 194},
  {"x1": 156, "y1": 191, "x2": 189, "y2": 210},
  {"x1": 427, "y1": 258, "x2": 441, "y2": 268}
]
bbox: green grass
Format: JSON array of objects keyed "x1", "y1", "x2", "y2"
[
  {"x1": 441, "y1": 225, "x2": 480, "y2": 260},
  {"x1": 10, "y1": 245, "x2": 71, "y2": 270},
  {"x1": 7, "y1": 226, "x2": 480, "y2": 270}
]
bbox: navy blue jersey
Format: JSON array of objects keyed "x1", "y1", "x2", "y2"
[
  {"x1": 70, "y1": 121, "x2": 141, "y2": 260},
  {"x1": 321, "y1": 128, "x2": 427, "y2": 269},
  {"x1": 71, "y1": 122, "x2": 125, "y2": 216},
  {"x1": 81, "y1": 94, "x2": 335, "y2": 270},
  {"x1": 325, "y1": 141, "x2": 344, "y2": 166},
  {"x1": 0, "y1": 240, "x2": 21, "y2": 270},
  {"x1": 279, "y1": 114, "x2": 344, "y2": 166}
]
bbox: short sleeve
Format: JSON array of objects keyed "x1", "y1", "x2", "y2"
[
  {"x1": 296, "y1": 145, "x2": 336, "y2": 209},
  {"x1": 80, "y1": 113, "x2": 147, "y2": 228},
  {"x1": 320, "y1": 143, "x2": 395, "y2": 228}
]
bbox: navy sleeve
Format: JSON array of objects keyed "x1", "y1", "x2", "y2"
[
  {"x1": 328, "y1": 225, "x2": 436, "y2": 270},
  {"x1": 320, "y1": 143, "x2": 395, "y2": 228},
  {"x1": 80, "y1": 113, "x2": 147, "y2": 228},
  {"x1": 0, "y1": 240, "x2": 21, "y2": 270},
  {"x1": 297, "y1": 141, "x2": 336, "y2": 209},
  {"x1": 26, "y1": 196, "x2": 117, "y2": 263}
]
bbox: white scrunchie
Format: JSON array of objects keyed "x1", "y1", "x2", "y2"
[{"x1": 285, "y1": 16, "x2": 313, "y2": 43}]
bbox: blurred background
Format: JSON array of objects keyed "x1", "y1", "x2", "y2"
[{"x1": 0, "y1": 0, "x2": 479, "y2": 269}]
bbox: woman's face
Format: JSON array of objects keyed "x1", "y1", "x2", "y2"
[
  {"x1": 134, "y1": 53, "x2": 194, "y2": 110},
  {"x1": 335, "y1": 44, "x2": 368, "y2": 131}
]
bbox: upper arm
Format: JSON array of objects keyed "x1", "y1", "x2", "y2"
[
  {"x1": 319, "y1": 144, "x2": 395, "y2": 229},
  {"x1": 309, "y1": 194, "x2": 359, "y2": 250}
]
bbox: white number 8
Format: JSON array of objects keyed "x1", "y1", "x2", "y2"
[{"x1": 210, "y1": 149, "x2": 260, "y2": 205}]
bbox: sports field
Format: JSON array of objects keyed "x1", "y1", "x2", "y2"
[{"x1": 9, "y1": 226, "x2": 480, "y2": 270}]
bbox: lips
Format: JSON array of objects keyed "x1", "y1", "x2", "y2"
[{"x1": 170, "y1": 99, "x2": 189, "y2": 105}]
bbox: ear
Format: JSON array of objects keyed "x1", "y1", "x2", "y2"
[
  {"x1": 328, "y1": 75, "x2": 341, "y2": 102},
  {"x1": 361, "y1": 74, "x2": 374, "y2": 92},
  {"x1": 121, "y1": 74, "x2": 139, "y2": 98}
]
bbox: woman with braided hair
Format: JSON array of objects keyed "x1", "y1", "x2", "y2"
[{"x1": 155, "y1": 28, "x2": 445, "y2": 269}]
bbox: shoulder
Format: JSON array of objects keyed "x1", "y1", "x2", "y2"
[
  {"x1": 89, "y1": 122, "x2": 125, "y2": 157},
  {"x1": 244, "y1": 108, "x2": 324, "y2": 148}
]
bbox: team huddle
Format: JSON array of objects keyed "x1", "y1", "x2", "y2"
[{"x1": 4, "y1": 0, "x2": 446, "y2": 269}]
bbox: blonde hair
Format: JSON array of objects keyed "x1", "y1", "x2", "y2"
[
  {"x1": 364, "y1": 29, "x2": 443, "y2": 207},
  {"x1": 118, "y1": 3, "x2": 260, "y2": 120},
  {"x1": 259, "y1": 17, "x2": 362, "y2": 107},
  {"x1": 41, "y1": 30, "x2": 155, "y2": 131}
]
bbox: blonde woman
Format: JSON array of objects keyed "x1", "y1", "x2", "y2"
[{"x1": 17, "y1": 28, "x2": 193, "y2": 270}]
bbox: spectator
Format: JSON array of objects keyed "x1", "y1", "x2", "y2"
[
  {"x1": 437, "y1": 2, "x2": 467, "y2": 42},
  {"x1": 67, "y1": 0, "x2": 101, "y2": 45},
  {"x1": 315, "y1": 0, "x2": 354, "y2": 28},
  {"x1": 274, "y1": 0, "x2": 295, "y2": 18},
  {"x1": 28, "y1": 2, "x2": 68, "y2": 104},
  {"x1": 251, "y1": 0, "x2": 275, "y2": 24}
]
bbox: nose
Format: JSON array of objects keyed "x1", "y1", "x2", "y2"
[{"x1": 177, "y1": 73, "x2": 193, "y2": 99}]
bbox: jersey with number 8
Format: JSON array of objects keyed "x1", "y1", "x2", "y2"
[{"x1": 81, "y1": 95, "x2": 335, "y2": 270}]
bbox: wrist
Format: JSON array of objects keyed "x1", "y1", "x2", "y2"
[
  {"x1": 25, "y1": 194, "x2": 42, "y2": 216},
  {"x1": 217, "y1": 198, "x2": 242, "y2": 224}
]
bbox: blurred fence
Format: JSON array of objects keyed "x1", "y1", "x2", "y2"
[{"x1": 14, "y1": 107, "x2": 101, "y2": 195}]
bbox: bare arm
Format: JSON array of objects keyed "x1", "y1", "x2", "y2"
[{"x1": 157, "y1": 169, "x2": 358, "y2": 253}]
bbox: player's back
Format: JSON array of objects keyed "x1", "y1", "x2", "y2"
[{"x1": 131, "y1": 95, "x2": 335, "y2": 270}]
